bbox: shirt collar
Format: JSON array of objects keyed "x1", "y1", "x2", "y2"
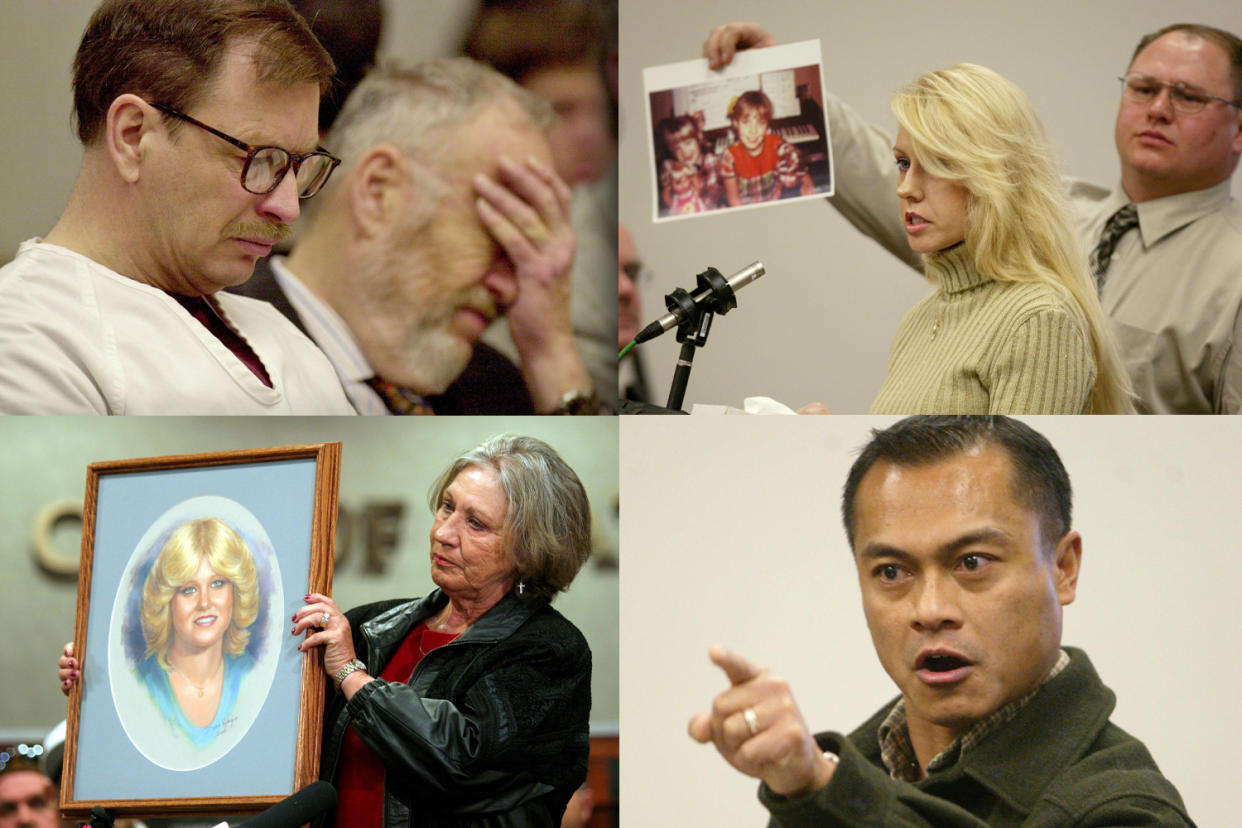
[
  {"x1": 878, "y1": 648, "x2": 1071, "y2": 782},
  {"x1": 269, "y1": 257, "x2": 391, "y2": 415},
  {"x1": 268, "y1": 256, "x2": 373, "y2": 386},
  {"x1": 1113, "y1": 179, "x2": 1232, "y2": 247}
]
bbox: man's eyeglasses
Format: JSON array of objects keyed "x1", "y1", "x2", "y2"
[
  {"x1": 1118, "y1": 73, "x2": 1242, "y2": 115},
  {"x1": 622, "y1": 261, "x2": 654, "y2": 286},
  {"x1": 150, "y1": 102, "x2": 340, "y2": 198}
]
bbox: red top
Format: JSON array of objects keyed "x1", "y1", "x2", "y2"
[{"x1": 334, "y1": 622, "x2": 460, "y2": 828}]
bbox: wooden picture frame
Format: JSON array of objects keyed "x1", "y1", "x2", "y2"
[{"x1": 60, "y1": 443, "x2": 341, "y2": 820}]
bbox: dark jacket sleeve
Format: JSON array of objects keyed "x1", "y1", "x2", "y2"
[
  {"x1": 760, "y1": 733, "x2": 1195, "y2": 828},
  {"x1": 761, "y1": 734, "x2": 996, "y2": 828},
  {"x1": 341, "y1": 620, "x2": 591, "y2": 808}
]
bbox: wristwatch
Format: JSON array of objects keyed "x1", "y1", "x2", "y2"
[{"x1": 333, "y1": 658, "x2": 366, "y2": 690}]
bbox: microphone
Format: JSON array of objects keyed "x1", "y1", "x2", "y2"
[
  {"x1": 229, "y1": 781, "x2": 338, "y2": 828},
  {"x1": 633, "y1": 261, "x2": 765, "y2": 344}
]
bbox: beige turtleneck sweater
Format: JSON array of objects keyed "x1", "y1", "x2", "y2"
[{"x1": 869, "y1": 244, "x2": 1096, "y2": 414}]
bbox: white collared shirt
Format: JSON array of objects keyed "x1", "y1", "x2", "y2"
[
  {"x1": 0, "y1": 240, "x2": 355, "y2": 415},
  {"x1": 268, "y1": 256, "x2": 390, "y2": 416}
]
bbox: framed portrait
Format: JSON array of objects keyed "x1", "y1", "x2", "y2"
[
  {"x1": 643, "y1": 39, "x2": 834, "y2": 222},
  {"x1": 60, "y1": 442, "x2": 341, "y2": 820}
]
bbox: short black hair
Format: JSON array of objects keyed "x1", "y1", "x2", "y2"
[{"x1": 841, "y1": 416, "x2": 1072, "y2": 551}]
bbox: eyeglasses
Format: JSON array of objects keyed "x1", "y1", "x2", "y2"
[
  {"x1": 622, "y1": 261, "x2": 654, "y2": 286},
  {"x1": 1118, "y1": 73, "x2": 1242, "y2": 115},
  {"x1": 150, "y1": 102, "x2": 341, "y2": 198}
]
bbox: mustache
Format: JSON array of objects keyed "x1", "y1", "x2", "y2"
[{"x1": 224, "y1": 220, "x2": 292, "y2": 243}]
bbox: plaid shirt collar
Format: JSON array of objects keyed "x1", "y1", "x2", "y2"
[{"x1": 878, "y1": 649, "x2": 1071, "y2": 782}]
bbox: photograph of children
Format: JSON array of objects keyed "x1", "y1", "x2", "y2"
[{"x1": 644, "y1": 40, "x2": 833, "y2": 221}]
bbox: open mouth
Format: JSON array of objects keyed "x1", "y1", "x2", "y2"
[
  {"x1": 194, "y1": 615, "x2": 218, "y2": 626},
  {"x1": 920, "y1": 653, "x2": 968, "y2": 672},
  {"x1": 915, "y1": 650, "x2": 973, "y2": 684},
  {"x1": 905, "y1": 213, "x2": 929, "y2": 231}
]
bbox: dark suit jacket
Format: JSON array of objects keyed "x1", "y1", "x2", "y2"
[{"x1": 229, "y1": 258, "x2": 534, "y2": 414}]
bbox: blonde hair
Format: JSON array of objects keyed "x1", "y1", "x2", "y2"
[
  {"x1": 140, "y1": 518, "x2": 260, "y2": 672},
  {"x1": 892, "y1": 64, "x2": 1134, "y2": 414}
]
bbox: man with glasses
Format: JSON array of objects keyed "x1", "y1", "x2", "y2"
[
  {"x1": 705, "y1": 21, "x2": 1242, "y2": 413},
  {"x1": 618, "y1": 222, "x2": 651, "y2": 404},
  {"x1": 229, "y1": 58, "x2": 603, "y2": 415},
  {"x1": 0, "y1": 0, "x2": 354, "y2": 414}
]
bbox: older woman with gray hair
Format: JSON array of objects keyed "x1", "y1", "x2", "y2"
[{"x1": 292, "y1": 434, "x2": 593, "y2": 828}]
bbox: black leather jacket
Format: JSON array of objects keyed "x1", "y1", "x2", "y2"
[{"x1": 315, "y1": 590, "x2": 592, "y2": 828}]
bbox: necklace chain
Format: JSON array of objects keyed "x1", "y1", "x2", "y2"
[{"x1": 171, "y1": 659, "x2": 223, "y2": 699}]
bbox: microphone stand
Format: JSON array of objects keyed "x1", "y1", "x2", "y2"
[{"x1": 664, "y1": 267, "x2": 736, "y2": 412}]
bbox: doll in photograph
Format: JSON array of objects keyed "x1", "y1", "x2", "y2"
[
  {"x1": 720, "y1": 89, "x2": 814, "y2": 205},
  {"x1": 657, "y1": 112, "x2": 722, "y2": 214},
  {"x1": 136, "y1": 517, "x2": 259, "y2": 748}
]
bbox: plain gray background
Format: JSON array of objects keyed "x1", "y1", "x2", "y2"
[
  {"x1": 618, "y1": 0, "x2": 1242, "y2": 412},
  {"x1": 620, "y1": 415, "x2": 1242, "y2": 826}
]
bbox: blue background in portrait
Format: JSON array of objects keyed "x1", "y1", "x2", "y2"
[{"x1": 75, "y1": 457, "x2": 318, "y2": 799}]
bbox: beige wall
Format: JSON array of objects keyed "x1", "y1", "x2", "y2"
[
  {"x1": 619, "y1": 0, "x2": 1242, "y2": 411},
  {"x1": 0, "y1": 416, "x2": 618, "y2": 737}
]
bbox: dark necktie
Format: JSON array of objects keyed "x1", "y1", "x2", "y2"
[
  {"x1": 364, "y1": 376, "x2": 435, "y2": 415},
  {"x1": 1089, "y1": 203, "x2": 1139, "y2": 290}
]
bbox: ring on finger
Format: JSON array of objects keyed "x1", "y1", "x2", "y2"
[
  {"x1": 743, "y1": 707, "x2": 759, "y2": 736},
  {"x1": 320, "y1": 611, "x2": 331, "y2": 628}
]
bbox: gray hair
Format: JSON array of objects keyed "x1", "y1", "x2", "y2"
[
  {"x1": 310, "y1": 56, "x2": 553, "y2": 214},
  {"x1": 428, "y1": 434, "x2": 591, "y2": 602}
]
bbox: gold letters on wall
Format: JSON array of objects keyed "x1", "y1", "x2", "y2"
[{"x1": 29, "y1": 500, "x2": 409, "y2": 581}]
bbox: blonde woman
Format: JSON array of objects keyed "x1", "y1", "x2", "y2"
[
  {"x1": 705, "y1": 26, "x2": 1134, "y2": 414},
  {"x1": 866, "y1": 63, "x2": 1133, "y2": 413},
  {"x1": 137, "y1": 517, "x2": 259, "y2": 747}
]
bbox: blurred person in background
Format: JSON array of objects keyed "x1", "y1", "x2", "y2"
[
  {"x1": 618, "y1": 223, "x2": 650, "y2": 404},
  {"x1": 0, "y1": 759, "x2": 60, "y2": 828}
]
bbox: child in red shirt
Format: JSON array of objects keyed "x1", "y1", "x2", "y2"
[{"x1": 720, "y1": 90, "x2": 814, "y2": 206}]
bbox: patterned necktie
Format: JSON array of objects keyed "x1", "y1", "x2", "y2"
[
  {"x1": 364, "y1": 376, "x2": 436, "y2": 415},
  {"x1": 1089, "y1": 203, "x2": 1139, "y2": 290}
]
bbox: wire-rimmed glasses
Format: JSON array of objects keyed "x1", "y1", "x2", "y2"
[{"x1": 1118, "y1": 73, "x2": 1242, "y2": 115}]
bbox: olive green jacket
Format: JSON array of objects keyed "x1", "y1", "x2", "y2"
[{"x1": 761, "y1": 648, "x2": 1194, "y2": 827}]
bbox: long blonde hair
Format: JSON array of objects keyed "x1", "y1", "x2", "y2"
[
  {"x1": 892, "y1": 64, "x2": 1134, "y2": 414},
  {"x1": 140, "y1": 518, "x2": 259, "y2": 671}
]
